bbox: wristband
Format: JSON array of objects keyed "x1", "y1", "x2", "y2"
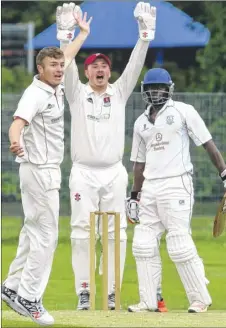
[
  {"x1": 220, "y1": 169, "x2": 226, "y2": 181},
  {"x1": 131, "y1": 191, "x2": 140, "y2": 200},
  {"x1": 60, "y1": 40, "x2": 70, "y2": 48},
  {"x1": 57, "y1": 30, "x2": 75, "y2": 42},
  {"x1": 139, "y1": 29, "x2": 155, "y2": 41}
]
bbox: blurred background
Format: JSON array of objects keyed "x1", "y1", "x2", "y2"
[{"x1": 2, "y1": 0, "x2": 226, "y2": 217}]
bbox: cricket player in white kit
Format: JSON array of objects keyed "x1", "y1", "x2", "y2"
[
  {"x1": 1, "y1": 47, "x2": 65, "y2": 325},
  {"x1": 127, "y1": 68, "x2": 226, "y2": 313},
  {"x1": 56, "y1": 2, "x2": 156, "y2": 309}
]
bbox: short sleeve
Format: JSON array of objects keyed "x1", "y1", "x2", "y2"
[
  {"x1": 13, "y1": 87, "x2": 40, "y2": 124},
  {"x1": 186, "y1": 105, "x2": 212, "y2": 146},
  {"x1": 130, "y1": 122, "x2": 146, "y2": 162}
]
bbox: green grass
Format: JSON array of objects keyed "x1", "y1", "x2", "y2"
[{"x1": 2, "y1": 216, "x2": 226, "y2": 327}]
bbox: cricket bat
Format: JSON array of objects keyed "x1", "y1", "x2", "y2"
[{"x1": 213, "y1": 193, "x2": 226, "y2": 238}]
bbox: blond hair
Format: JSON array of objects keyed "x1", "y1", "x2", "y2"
[{"x1": 36, "y1": 47, "x2": 64, "y2": 66}]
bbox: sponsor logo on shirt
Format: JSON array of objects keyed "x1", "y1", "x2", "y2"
[
  {"x1": 51, "y1": 116, "x2": 62, "y2": 124},
  {"x1": 87, "y1": 114, "x2": 110, "y2": 122},
  {"x1": 150, "y1": 133, "x2": 169, "y2": 151},
  {"x1": 179, "y1": 200, "x2": 185, "y2": 205},
  {"x1": 87, "y1": 97, "x2": 93, "y2": 104},
  {"x1": 156, "y1": 133, "x2": 162, "y2": 142},
  {"x1": 142, "y1": 124, "x2": 149, "y2": 131}
]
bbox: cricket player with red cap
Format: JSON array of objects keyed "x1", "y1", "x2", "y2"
[{"x1": 56, "y1": 2, "x2": 156, "y2": 310}]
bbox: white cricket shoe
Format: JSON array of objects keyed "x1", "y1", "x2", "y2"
[
  {"x1": 108, "y1": 293, "x2": 122, "y2": 310},
  {"x1": 15, "y1": 296, "x2": 54, "y2": 325},
  {"x1": 1, "y1": 285, "x2": 27, "y2": 317},
  {"x1": 188, "y1": 301, "x2": 209, "y2": 313},
  {"x1": 108, "y1": 293, "x2": 115, "y2": 310},
  {"x1": 128, "y1": 301, "x2": 159, "y2": 312},
  {"x1": 77, "y1": 291, "x2": 90, "y2": 310}
]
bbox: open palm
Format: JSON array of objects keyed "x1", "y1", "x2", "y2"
[{"x1": 74, "y1": 11, "x2": 93, "y2": 35}]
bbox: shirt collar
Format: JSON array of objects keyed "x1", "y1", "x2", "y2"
[
  {"x1": 33, "y1": 75, "x2": 64, "y2": 95},
  {"x1": 157, "y1": 98, "x2": 173, "y2": 115},
  {"x1": 85, "y1": 83, "x2": 114, "y2": 96}
]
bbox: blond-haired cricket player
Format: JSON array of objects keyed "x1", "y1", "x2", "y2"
[
  {"x1": 127, "y1": 68, "x2": 226, "y2": 313},
  {"x1": 56, "y1": 2, "x2": 156, "y2": 310},
  {"x1": 2, "y1": 47, "x2": 65, "y2": 325}
]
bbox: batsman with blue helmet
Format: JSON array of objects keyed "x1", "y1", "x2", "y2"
[{"x1": 127, "y1": 68, "x2": 226, "y2": 313}]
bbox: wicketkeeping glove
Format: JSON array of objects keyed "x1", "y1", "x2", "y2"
[
  {"x1": 126, "y1": 192, "x2": 141, "y2": 224},
  {"x1": 134, "y1": 2, "x2": 157, "y2": 41},
  {"x1": 56, "y1": 2, "x2": 82, "y2": 42}
]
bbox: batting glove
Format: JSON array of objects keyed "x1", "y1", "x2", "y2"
[
  {"x1": 134, "y1": 2, "x2": 156, "y2": 41},
  {"x1": 56, "y1": 2, "x2": 82, "y2": 42},
  {"x1": 126, "y1": 192, "x2": 141, "y2": 224},
  {"x1": 220, "y1": 169, "x2": 226, "y2": 189}
]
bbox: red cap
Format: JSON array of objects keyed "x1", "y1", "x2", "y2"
[{"x1": 84, "y1": 53, "x2": 111, "y2": 69}]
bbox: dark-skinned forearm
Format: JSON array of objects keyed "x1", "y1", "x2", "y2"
[
  {"x1": 203, "y1": 140, "x2": 226, "y2": 174},
  {"x1": 132, "y1": 162, "x2": 145, "y2": 192}
]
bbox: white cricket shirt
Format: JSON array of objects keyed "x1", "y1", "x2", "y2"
[
  {"x1": 64, "y1": 39, "x2": 149, "y2": 168},
  {"x1": 130, "y1": 99, "x2": 212, "y2": 179},
  {"x1": 14, "y1": 76, "x2": 64, "y2": 167}
]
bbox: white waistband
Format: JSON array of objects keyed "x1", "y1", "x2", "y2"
[
  {"x1": 20, "y1": 162, "x2": 60, "y2": 169},
  {"x1": 72, "y1": 160, "x2": 123, "y2": 171}
]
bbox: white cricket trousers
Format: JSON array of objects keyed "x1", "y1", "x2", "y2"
[
  {"x1": 4, "y1": 163, "x2": 61, "y2": 302},
  {"x1": 139, "y1": 173, "x2": 194, "y2": 233},
  {"x1": 69, "y1": 161, "x2": 128, "y2": 295}
]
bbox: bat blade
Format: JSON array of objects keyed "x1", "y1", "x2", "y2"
[{"x1": 213, "y1": 193, "x2": 226, "y2": 238}]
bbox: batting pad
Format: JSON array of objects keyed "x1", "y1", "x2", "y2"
[
  {"x1": 132, "y1": 225, "x2": 161, "y2": 310},
  {"x1": 166, "y1": 231, "x2": 212, "y2": 305}
]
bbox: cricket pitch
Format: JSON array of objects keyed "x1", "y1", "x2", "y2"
[{"x1": 2, "y1": 310, "x2": 226, "y2": 327}]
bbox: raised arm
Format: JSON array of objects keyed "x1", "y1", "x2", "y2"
[
  {"x1": 56, "y1": 3, "x2": 92, "y2": 103},
  {"x1": 115, "y1": 2, "x2": 157, "y2": 102}
]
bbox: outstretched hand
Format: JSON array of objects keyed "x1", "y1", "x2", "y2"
[{"x1": 73, "y1": 11, "x2": 93, "y2": 36}]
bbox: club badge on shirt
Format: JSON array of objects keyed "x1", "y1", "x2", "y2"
[
  {"x1": 103, "y1": 96, "x2": 111, "y2": 107},
  {"x1": 166, "y1": 115, "x2": 174, "y2": 125}
]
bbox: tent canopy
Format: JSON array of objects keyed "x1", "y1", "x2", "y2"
[{"x1": 27, "y1": 1, "x2": 210, "y2": 49}]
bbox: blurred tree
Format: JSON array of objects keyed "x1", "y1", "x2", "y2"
[
  {"x1": 2, "y1": 1, "x2": 83, "y2": 34},
  {"x1": 195, "y1": 2, "x2": 226, "y2": 92},
  {"x1": 2, "y1": 66, "x2": 33, "y2": 93},
  {"x1": 171, "y1": 1, "x2": 226, "y2": 92}
]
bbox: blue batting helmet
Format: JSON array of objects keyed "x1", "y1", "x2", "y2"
[
  {"x1": 141, "y1": 68, "x2": 174, "y2": 106},
  {"x1": 143, "y1": 68, "x2": 173, "y2": 85}
]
